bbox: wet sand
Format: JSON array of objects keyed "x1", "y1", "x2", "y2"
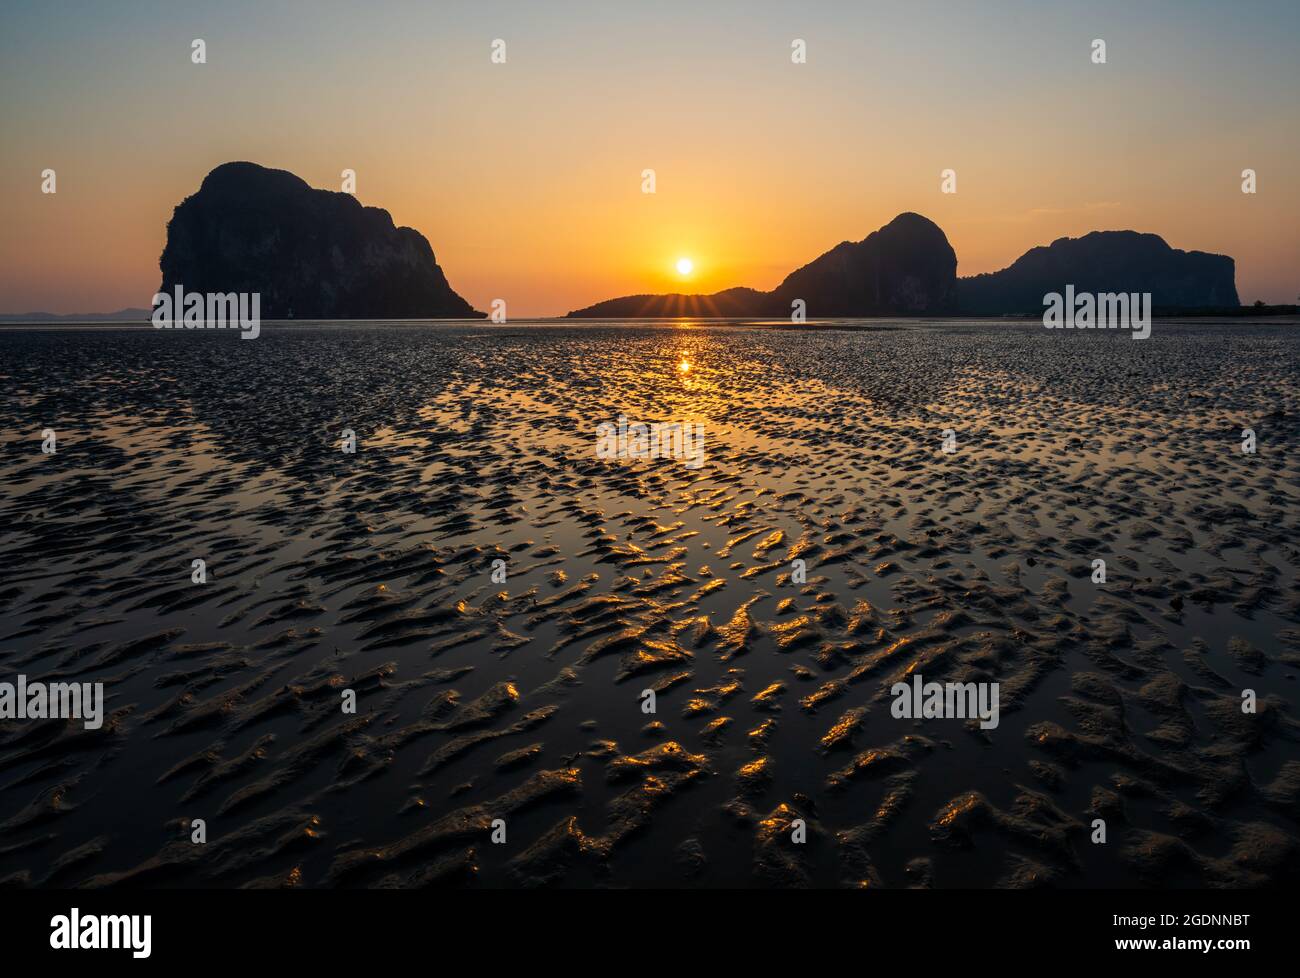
[{"x1": 1, "y1": 319, "x2": 1297, "y2": 888}]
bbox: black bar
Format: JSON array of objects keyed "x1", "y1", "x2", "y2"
[{"x1": 0, "y1": 888, "x2": 1279, "y2": 966}]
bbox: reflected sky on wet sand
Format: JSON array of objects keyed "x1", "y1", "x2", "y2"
[{"x1": 0, "y1": 320, "x2": 1297, "y2": 887}]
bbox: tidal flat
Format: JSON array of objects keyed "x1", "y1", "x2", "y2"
[{"x1": 1, "y1": 319, "x2": 1297, "y2": 888}]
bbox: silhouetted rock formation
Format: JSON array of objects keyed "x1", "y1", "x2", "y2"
[
  {"x1": 159, "y1": 162, "x2": 480, "y2": 319},
  {"x1": 567, "y1": 213, "x2": 957, "y2": 318},
  {"x1": 957, "y1": 230, "x2": 1239, "y2": 315},
  {"x1": 568, "y1": 215, "x2": 1238, "y2": 319},
  {"x1": 769, "y1": 212, "x2": 957, "y2": 316}
]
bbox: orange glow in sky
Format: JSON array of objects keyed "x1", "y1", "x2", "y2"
[{"x1": 1, "y1": 1, "x2": 1297, "y2": 315}]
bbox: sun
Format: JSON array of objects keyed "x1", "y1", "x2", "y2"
[{"x1": 675, "y1": 257, "x2": 694, "y2": 276}]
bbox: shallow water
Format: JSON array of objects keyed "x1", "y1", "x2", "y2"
[{"x1": 1, "y1": 319, "x2": 1297, "y2": 888}]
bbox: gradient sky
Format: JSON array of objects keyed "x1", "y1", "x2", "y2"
[{"x1": 2, "y1": 0, "x2": 1297, "y2": 315}]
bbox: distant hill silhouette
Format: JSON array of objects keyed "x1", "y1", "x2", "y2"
[
  {"x1": 957, "y1": 230, "x2": 1238, "y2": 314},
  {"x1": 567, "y1": 214, "x2": 1238, "y2": 318},
  {"x1": 0, "y1": 308, "x2": 150, "y2": 323},
  {"x1": 563, "y1": 287, "x2": 769, "y2": 319},
  {"x1": 159, "y1": 162, "x2": 481, "y2": 319}
]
